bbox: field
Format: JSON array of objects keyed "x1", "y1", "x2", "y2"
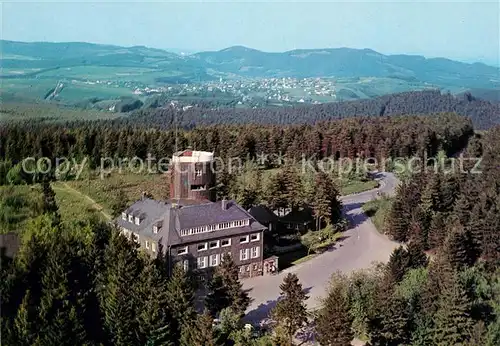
[
  {"x1": 0, "y1": 102, "x2": 122, "y2": 122},
  {"x1": 0, "y1": 185, "x2": 41, "y2": 234},
  {"x1": 66, "y1": 171, "x2": 170, "y2": 217}
]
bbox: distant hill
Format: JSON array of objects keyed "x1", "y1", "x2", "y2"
[
  {"x1": 193, "y1": 46, "x2": 500, "y2": 89},
  {"x1": 1, "y1": 40, "x2": 499, "y2": 107},
  {"x1": 0, "y1": 40, "x2": 180, "y2": 67}
]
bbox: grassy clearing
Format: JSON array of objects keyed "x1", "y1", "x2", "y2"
[
  {"x1": 362, "y1": 196, "x2": 393, "y2": 233},
  {"x1": 0, "y1": 102, "x2": 122, "y2": 122},
  {"x1": 52, "y1": 182, "x2": 109, "y2": 223},
  {"x1": 338, "y1": 178, "x2": 378, "y2": 195},
  {"x1": 0, "y1": 185, "x2": 42, "y2": 234},
  {"x1": 67, "y1": 172, "x2": 170, "y2": 217}
]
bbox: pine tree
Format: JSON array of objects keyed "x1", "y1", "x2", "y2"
[
  {"x1": 270, "y1": 273, "x2": 309, "y2": 346},
  {"x1": 386, "y1": 197, "x2": 411, "y2": 242},
  {"x1": 166, "y1": 263, "x2": 196, "y2": 342},
  {"x1": 206, "y1": 254, "x2": 249, "y2": 318},
  {"x1": 13, "y1": 290, "x2": 36, "y2": 345},
  {"x1": 189, "y1": 310, "x2": 224, "y2": 346},
  {"x1": 406, "y1": 240, "x2": 429, "y2": 269},
  {"x1": 432, "y1": 276, "x2": 474, "y2": 346},
  {"x1": 368, "y1": 292, "x2": 411, "y2": 346},
  {"x1": 428, "y1": 212, "x2": 447, "y2": 249},
  {"x1": 311, "y1": 171, "x2": 342, "y2": 230},
  {"x1": 41, "y1": 178, "x2": 61, "y2": 227},
  {"x1": 100, "y1": 231, "x2": 142, "y2": 346},
  {"x1": 266, "y1": 169, "x2": 289, "y2": 213},
  {"x1": 442, "y1": 224, "x2": 476, "y2": 270},
  {"x1": 386, "y1": 246, "x2": 410, "y2": 283},
  {"x1": 205, "y1": 275, "x2": 230, "y2": 317},
  {"x1": 421, "y1": 173, "x2": 442, "y2": 214},
  {"x1": 111, "y1": 188, "x2": 129, "y2": 218},
  {"x1": 314, "y1": 273, "x2": 353, "y2": 346},
  {"x1": 281, "y1": 164, "x2": 303, "y2": 211},
  {"x1": 137, "y1": 261, "x2": 175, "y2": 346},
  {"x1": 440, "y1": 175, "x2": 459, "y2": 212}
]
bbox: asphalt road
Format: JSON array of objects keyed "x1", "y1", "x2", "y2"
[{"x1": 243, "y1": 172, "x2": 400, "y2": 324}]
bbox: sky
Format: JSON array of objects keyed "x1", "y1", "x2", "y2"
[{"x1": 2, "y1": 0, "x2": 499, "y2": 65}]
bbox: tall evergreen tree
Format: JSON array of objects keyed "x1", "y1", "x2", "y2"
[
  {"x1": 41, "y1": 178, "x2": 61, "y2": 227},
  {"x1": 270, "y1": 273, "x2": 309, "y2": 346},
  {"x1": 166, "y1": 263, "x2": 196, "y2": 344},
  {"x1": 432, "y1": 276, "x2": 475, "y2": 346},
  {"x1": 442, "y1": 224, "x2": 477, "y2": 270},
  {"x1": 386, "y1": 246, "x2": 410, "y2": 283},
  {"x1": 206, "y1": 254, "x2": 249, "y2": 318},
  {"x1": 368, "y1": 292, "x2": 411, "y2": 346},
  {"x1": 188, "y1": 310, "x2": 224, "y2": 346},
  {"x1": 137, "y1": 261, "x2": 175, "y2": 346},
  {"x1": 406, "y1": 240, "x2": 429, "y2": 269},
  {"x1": 314, "y1": 273, "x2": 354, "y2": 345},
  {"x1": 100, "y1": 231, "x2": 142, "y2": 346}
]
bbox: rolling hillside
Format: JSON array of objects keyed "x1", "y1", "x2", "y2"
[
  {"x1": 194, "y1": 46, "x2": 500, "y2": 89},
  {"x1": 1, "y1": 40, "x2": 499, "y2": 104}
]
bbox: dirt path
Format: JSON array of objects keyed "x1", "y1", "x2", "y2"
[{"x1": 53, "y1": 182, "x2": 112, "y2": 221}]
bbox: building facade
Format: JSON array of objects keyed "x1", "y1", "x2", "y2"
[
  {"x1": 116, "y1": 150, "x2": 266, "y2": 279},
  {"x1": 168, "y1": 150, "x2": 216, "y2": 202}
]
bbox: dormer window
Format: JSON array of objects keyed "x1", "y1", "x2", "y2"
[
  {"x1": 121, "y1": 212, "x2": 127, "y2": 221},
  {"x1": 134, "y1": 217, "x2": 140, "y2": 225},
  {"x1": 153, "y1": 224, "x2": 161, "y2": 234},
  {"x1": 128, "y1": 214, "x2": 133, "y2": 223}
]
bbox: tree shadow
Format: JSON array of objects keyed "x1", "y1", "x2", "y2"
[
  {"x1": 244, "y1": 286, "x2": 312, "y2": 326},
  {"x1": 343, "y1": 201, "x2": 370, "y2": 227}
]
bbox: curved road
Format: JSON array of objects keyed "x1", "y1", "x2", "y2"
[{"x1": 243, "y1": 172, "x2": 400, "y2": 323}]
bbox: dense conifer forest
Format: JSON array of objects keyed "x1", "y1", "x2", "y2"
[
  {"x1": 1, "y1": 113, "x2": 472, "y2": 168},
  {"x1": 128, "y1": 90, "x2": 499, "y2": 130},
  {"x1": 1, "y1": 98, "x2": 499, "y2": 344}
]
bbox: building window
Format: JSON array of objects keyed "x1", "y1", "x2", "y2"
[
  {"x1": 183, "y1": 260, "x2": 189, "y2": 271},
  {"x1": 253, "y1": 263, "x2": 258, "y2": 271},
  {"x1": 240, "y1": 235, "x2": 249, "y2": 244},
  {"x1": 240, "y1": 248, "x2": 249, "y2": 261},
  {"x1": 221, "y1": 239, "x2": 231, "y2": 247},
  {"x1": 251, "y1": 246, "x2": 260, "y2": 259},
  {"x1": 145, "y1": 240, "x2": 150, "y2": 249},
  {"x1": 195, "y1": 169, "x2": 202, "y2": 177},
  {"x1": 151, "y1": 242, "x2": 156, "y2": 253},
  {"x1": 177, "y1": 246, "x2": 188, "y2": 255},
  {"x1": 133, "y1": 233, "x2": 139, "y2": 243},
  {"x1": 239, "y1": 266, "x2": 244, "y2": 273},
  {"x1": 246, "y1": 265, "x2": 250, "y2": 272},
  {"x1": 209, "y1": 254, "x2": 219, "y2": 267},
  {"x1": 134, "y1": 217, "x2": 140, "y2": 225},
  {"x1": 197, "y1": 256, "x2": 207, "y2": 269},
  {"x1": 250, "y1": 233, "x2": 260, "y2": 242},
  {"x1": 128, "y1": 214, "x2": 133, "y2": 222},
  {"x1": 197, "y1": 243, "x2": 208, "y2": 252},
  {"x1": 209, "y1": 240, "x2": 219, "y2": 249},
  {"x1": 121, "y1": 212, "x2": 127, "y2": 220}
]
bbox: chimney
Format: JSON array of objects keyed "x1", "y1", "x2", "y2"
[{"x1": 221, "y1": 199, "x2": 228, "y2": 211}]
